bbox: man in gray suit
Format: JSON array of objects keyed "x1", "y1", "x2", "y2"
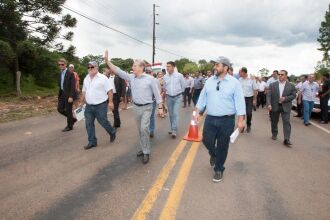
[{"x1": 267, "y1": 70, "x2": 296, "y2": 147}]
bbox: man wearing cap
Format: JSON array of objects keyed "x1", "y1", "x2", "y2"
[
  {"x1": 80, "y1": 61, "x2": 116, "y2": 150},
  {"x1": 57, "y1": 58, "x2": 77, "y2": 132},
  {"x1": 239, "y1": 67, "x2": 258, "y2": 133},
  {"x1": 196, "y1": 56, "x2": 246, "y2": 183},
  {"x1": 163, "y1": 61, "x2": 186, "y2": 138},
  {"x1": 104, "y1": 50, "x2": 163, "y2": 164}
]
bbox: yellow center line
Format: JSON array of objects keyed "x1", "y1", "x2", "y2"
[
  {"x1": 132, "y1": 139, "x2": 188, "y2": 220},
  {"x1": 159, "y1": 140, "x2": 201, "y2": 220}
]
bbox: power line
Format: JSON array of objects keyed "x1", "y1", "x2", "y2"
[{"x1": 61, "y1": 5, "x2": 185, "y2": 59}]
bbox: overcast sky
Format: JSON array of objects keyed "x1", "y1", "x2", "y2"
[{"x1": 63, "y1": 0, "x2": 329, "y2": 75}]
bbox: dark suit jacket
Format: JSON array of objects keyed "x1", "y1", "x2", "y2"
[
  {"x1": 58, "y1": 69, "x2": 76, "y2": 99},
  {"x1": 113, "y1": 75, "x2": 126, "y2": 98},
  {"x1": 267, "y1": 81, "x2": 296, "y2": 112}
]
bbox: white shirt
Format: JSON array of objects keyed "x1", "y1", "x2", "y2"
[
  {"x1": 301, "y1": 81, "x2": 319, "y2": 102},
  {"x1": 295, "y1": 82, "x2": 303, "y2": 91},
  {"x1": 82, "y1": 73, "x2": 113, "y2": 105},
  {"x1": 279, "y1": 81, "x2": 286, "y2": 97},
  {"x1": 109, "y1": 75, "x2": 117, "y2": 94},
  {"x1": 184, "y1": 76, "x2": 194, "y2": 88},
  {"x1": 257, "y1": 81, "x2": 267, "y2": 92},
  {"x1": 239, "y1": 77, "x2": 258, "y2": 97}
]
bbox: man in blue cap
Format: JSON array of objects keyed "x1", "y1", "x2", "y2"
[{"x1": 196, "y1": 56, "x2": 246, "y2": 183}]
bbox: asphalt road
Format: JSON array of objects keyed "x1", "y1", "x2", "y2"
[{"x1": 0, "y1": 106, "x2": 329, "y2": 220}]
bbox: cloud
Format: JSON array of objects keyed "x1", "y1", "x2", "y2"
[{"x1": 62, "y1": 0, "x2": 328, "y2": 75}]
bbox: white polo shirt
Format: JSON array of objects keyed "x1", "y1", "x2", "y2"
[
  {"x1": 239, "y1": 77, "x2": 258, "y2": 97},
  {"x1": 82, "y1": 73, "x2": 113, "y2": 105},
  {"x1": 109, "y1": 75, "x2": 117, "y2": 94},
  {"x1": 257, "y1": 81, "x2": 267, "y2": 92}
]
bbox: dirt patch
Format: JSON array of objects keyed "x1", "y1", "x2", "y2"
[{"x1": 0, "y1": 96, "x2": 58, "y2": 123}]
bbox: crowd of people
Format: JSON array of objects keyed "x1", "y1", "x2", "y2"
[{"x1": 56, "y1": 52, "x2": 330, "y2": 183}]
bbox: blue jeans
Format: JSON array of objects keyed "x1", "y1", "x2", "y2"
[
  {"x1": 303, "y1": 100, "x2": 314, "y2": 124},
  {"x1": 149, "y1": 101, "x2": 156, "y2": 133},
  {"x1": 202, "y1": 115, "x2": 235, "y2": 172},
  {"x1": 84, "y1": 102, "x2": 116, "y2": 145},
  {"x1": 166, "y1": 95, "x2": 182, "y2": 133}
]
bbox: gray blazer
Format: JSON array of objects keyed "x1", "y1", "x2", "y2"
[{"x1": 266, "y1": 81, "x2": 296, "y2": 112}]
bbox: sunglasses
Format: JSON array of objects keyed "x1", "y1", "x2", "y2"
[
  {"x1": 87, "y1": 66, "x2": 95, "y2": 69},
  {"x1": 216, "y1": 81, "x2": 220, "y2": 91},
  {"x1": 58, "y1": 63, "x2": 65, "y2": 66}
]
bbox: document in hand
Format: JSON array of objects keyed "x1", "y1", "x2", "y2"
[
  {"x1": 230, "y1": 128, "x2": 240, "y2": 143},
  {"x1": 74, "y1": 105, "x2": 85, "y2": 121}
]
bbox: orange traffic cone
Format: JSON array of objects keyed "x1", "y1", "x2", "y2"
[{"x1": 183, "y1": 111, "x2": 202, "y2": 142}]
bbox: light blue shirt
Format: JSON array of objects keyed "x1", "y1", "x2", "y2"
[
  {"x1": 60, "y1": 68, "x2": 67, "y2": 90},
  {"x1": 163, "y1": 72, "x2": 185, "y2": 96},
  {"x1": 301, "y1": 81, "x2": 319, "y2": 102},
  {"x1": 115, "y1": 68, "x2": 162, "y2": 105},
  {"x1": 196, "y1": 74, "x2": 246, "y2": 116}
]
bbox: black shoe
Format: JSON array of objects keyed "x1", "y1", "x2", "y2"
[
  {"x1": 150, "y1": 132, "x2": 154, "y2": 138},
  {"x1": 62, "y1": 127, "x2": 73, "y2": 132},
  {"x1": 171, "y1": 133, "x2": 177, "y2": 139},
  {"x1": 110, "y1": 132, "x2": 116, "y2": 142},
  {"x1": 114, "y1": 125, "x2": 120, "y2": 128},
  {"x1": 320, "y1": 121, "x2": 328, "y2": 124},
  {"x1": 294, "y1": 115, "x2": 301, "y2": 117},
  {"x1": 283, "y1": 139, "x2": 292, "y2": 147},
  {"x1": 246, "y1": 126, "x2": 251, "y2": 133},
  {"x1": 84, "y1": 144, "x2": 97, "y2": 150},
  {"x1": 137, "y1": 151, "x2": 143, "y2": 157},
  {"x1": 304, "y1": 122, "x2": 311, "y2": 126},
  {"x1": 168, "y1": 131, "x2": 172, "y2": 134},
  {"x1": 210, "y1": 155, "x2": 216, "y2": 167},
  {"x1": 213, "y1": 171, "x2": 223, "y2": 183},
  {"x1": 272, "y1": 135, "x2": 277, "y2": 140},
  {"x1": 142, "y1": 154, "x2": 150, "y2": 164}
]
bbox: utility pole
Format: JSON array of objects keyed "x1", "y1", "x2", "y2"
[{"x1": 152, "y1": 4, "x2": 159, "y2": 65}]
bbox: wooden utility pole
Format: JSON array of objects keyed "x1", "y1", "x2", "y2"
[{"x1": 152, "y1": 4, "x2": 159, "y2": 65}]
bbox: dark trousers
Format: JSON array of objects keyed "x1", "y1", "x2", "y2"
[
  {"x1": 271, "y1": 105, "x2": 291, "y2": 140},
  {"x1": 112, "y1": 93, "x2": 121, "y2": 127},
  {"x1": 183, "y1": 88, "x2": 192, "y2": 106},
  {"x1": 57, "y1": 91, "x2": 74, "y2": 128},
  {"x1": 296, "y1": 98, "x2": 303, "y2": 117},
  {"x1": 245, "y1": 96, "x2": 253, "y2": 127},
  {"x1": 320, "y1": 95, "x2": 329, "y2": 123},
  {"x1": 202, "y1": 115, "x2": 235, "y2": 172},
  {"x1": 257, "y1": 91, "x2": 266, "y2": 108},
  {"x1": 84, "y1": 102, "x2": 116, "y2": 145},
  {"x1": 192, "y1": 89, "x2": 202, "y2": 106}
]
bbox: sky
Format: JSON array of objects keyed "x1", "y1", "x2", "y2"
[{"x1": 62, "y1": 0, "x2": 329, "y2": 75}]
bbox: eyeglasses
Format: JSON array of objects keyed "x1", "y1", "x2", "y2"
[
  {"x1": 58, "y1": 63, "x2": 65, "y2": 66},
  {"x1": 87, "y1": 66, "x2": 95, "y2": 69},
  {"x1": 216, "y1": 81, "x2": 220, "y2": 91}
]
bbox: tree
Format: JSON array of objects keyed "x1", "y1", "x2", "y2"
[
  {"x1": 318, "y1": 4, "x2": 330, "y2": 65},
  {"x1": 258, "y1": 68, "x2": 270, "y2": 77},
  {"x1": 174, "y1": 58, "x2": 191, "y2": 73},
  {"x1": 0, "y1": 0, "x2": 76, "y2": 88},
  {"x1": 183, "y1": 62, "x2": 198, "y2": 74}
]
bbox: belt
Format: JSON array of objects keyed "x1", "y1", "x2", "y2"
[
  {"x1": 167, "y1": 93, "x2": 182, "y2": 98},
  {"x1": 89, "y1": 100, "x2": 107, "y2": 106},
  {"x1": 134, "y1": 102, "x2": 152, "y2": 107},
  {"x1": 208, "y1": 114, "x2": 235, "y2": 118}
]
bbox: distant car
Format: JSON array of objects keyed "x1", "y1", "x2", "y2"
[{"x1": 292, "y1": 93, "x2": 330, "y2": 113}]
